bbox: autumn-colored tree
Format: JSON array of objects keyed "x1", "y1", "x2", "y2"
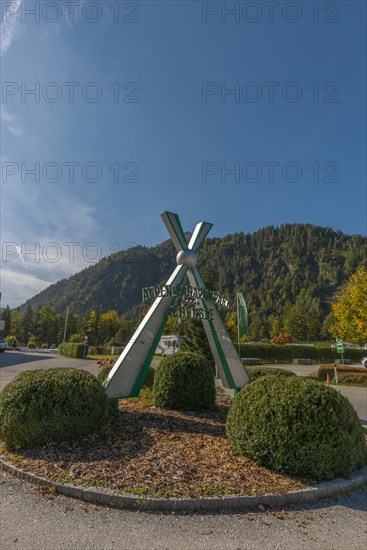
[
  {"x1": 225, "y1": 310, "x2": 237, "y2": 342},
  {"x1": 10, "y1": 310, "x2": 23, "y2": 341},
  {"x1": 331, "y1": 266, "x2": 367, "y2": 345},
  {"x1": 85, "y1": 308, "x2": 101, "y2": 345},
  {"x1": 270, "y1": 319, "x2": 282, "y2": 338},
  {"x1": 99, "y1": 310, "x2": 120, "y2": 344},
  {"x1": 272, "y1": 333, "x2": 293, "y2": 345}
]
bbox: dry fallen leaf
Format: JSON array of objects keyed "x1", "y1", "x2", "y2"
[{"x1": 3, "y1": 397, "x2": 306, "y2": 498}]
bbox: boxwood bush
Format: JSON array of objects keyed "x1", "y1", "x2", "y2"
[
  {"x1": 58, "y1": 342, "x2": 86, "y2": 358},
  {"x1": 239, "y1": 344, "x2": 365, "y2": 364},
  {"x1": 0, "y1": 368, "x2": 111, "y2": 450},
  {"x1": 153, "y1": 352, "x2": 215, "y2": 410},
  {"x1": 226, "y1": 376, "x2": 367, "y2": 480},
  {"x1": 246, "y1": 367, "x2": 296, "y2": 382},
  {"x1": 143, "y1": 366, "x2": 155, "y2": 389}
]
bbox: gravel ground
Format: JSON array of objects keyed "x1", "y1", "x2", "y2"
[{"x1": 1, "y1": 473, "x2": 366, "y2": 550}]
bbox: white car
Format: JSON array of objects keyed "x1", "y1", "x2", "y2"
[
  {"x1": 362, "y1": 357, "x2": 367, "y2": 368},
  {"x1": 0, "y1": 338, "x2": 9, "y2": 352}
]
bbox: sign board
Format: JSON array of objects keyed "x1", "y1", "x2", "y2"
[
  {"x1": 105, "y1": 211, "x2": 250, "y2": 399},
  {"x1": 168, "y1": 303, "x2": 214, "y2": 320},
  {"x1": 142, "y1": 284, "x2": 230, "y2": 309},
  {"x1": 336, "y1": 338, "x2": 344, "y2": 354}
]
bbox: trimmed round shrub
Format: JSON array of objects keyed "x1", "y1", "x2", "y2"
[
  {"x1": 153, "y1": 352, "x2": 215, "y2": 410},
  {"x1": 143, "y1": 366, "x2": 155, "y2": 389},
  {"x1": 246, "y1": 367, "x2": 296, "y2": 382},
  {"x1": 226, "y1": 376, "x2": 367, "y2": 480},
  {"x1": 0, "y1": 368, "x2": 111, "y2": 450}
]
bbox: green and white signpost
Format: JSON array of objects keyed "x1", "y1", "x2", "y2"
[
  {"x1": 336, "y1": 337, "x2": 345, "y2": 366},
  {"x1": 105, "y1": 211, "x2": 249, "y2": 399}
]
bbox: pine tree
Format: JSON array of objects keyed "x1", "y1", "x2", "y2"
[{"x1": 1, "y1": 306, "x2": 11, "y2": 337}]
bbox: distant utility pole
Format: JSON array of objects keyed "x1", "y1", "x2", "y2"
[
  {"x1": 0, "y1": 293, "x2": 4, "y2": 332},
  {"x1": 237, "y1": 294, "x2": 240, "y2": 355},
  {"x1": 63, "y1": 306, "x2": 69, "y2": 343}
]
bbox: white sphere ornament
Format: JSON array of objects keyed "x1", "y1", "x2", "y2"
[{"x1": 176, "y1": 250, "x2": 198, "y2": 268}]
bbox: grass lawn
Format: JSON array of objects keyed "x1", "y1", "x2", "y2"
[
  {"x1": 87, "y1": 355, "x2": 119, "y2": 361},
  {"x1": 87, "y1": 354, "x2": 163, "y2": 361}
]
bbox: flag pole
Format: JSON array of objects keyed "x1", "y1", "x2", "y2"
[
  {"x1": 63, "y1": 306, "x2": 69, "y2": 343},
  {"x1": 237, "y1": 293, "x2": 240, "y2": 356}
]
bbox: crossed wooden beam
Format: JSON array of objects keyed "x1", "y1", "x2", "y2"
[{"x1": 105, "y1": 212, "x2": 249, "y2": 398}]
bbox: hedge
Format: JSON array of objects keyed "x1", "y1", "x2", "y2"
[
  {"x1": 0, "y1": 368, "x2": 111, "y2": 450},
  {"x1": 246, "y1": 367, "x2": 296, "y2": 382},
  {"x1": 226, "y1": 376, "x2": 367, "y2": 480},
  {"x1": 240, "y1": 344, "x2": 365, "y2": 364},
  {"x1": 58, "y1": 342, "x2": 86, "y2": 358},
  {"x1": 337, "y1": 373, "x2": 367, "y2": 387},
  {"x1": 317, "y1": 364, "x2": 367, "y2": 381},
  {"x1": 153, "y1": 352, "x2": 215, "y2": 410}
]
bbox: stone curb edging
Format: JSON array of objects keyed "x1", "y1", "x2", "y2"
[{"x1": 1, "y1": 456, "x2": 366, "y2": 512}]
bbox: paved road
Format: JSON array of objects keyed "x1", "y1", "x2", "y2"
[
  {"x1": 1, "y1": 473, "x2": 366, "y2": 550},
  {"x1": 0, "y1": 351, "x2": 98, "y2": 389},
  {"x1": 1, "y1": 352, "x2": 365, "y2": 421},
  {"x1": 0, "y1": 353, "x2": 366, "y2": 549}
]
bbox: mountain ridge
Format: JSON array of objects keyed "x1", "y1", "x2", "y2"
[{"x1": 19, "y1": 223, "x2": 367, "y2": 334}]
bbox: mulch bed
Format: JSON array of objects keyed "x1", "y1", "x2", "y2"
[{"x1": 3, "y1": 397, "x2": 307, "y2": 498}]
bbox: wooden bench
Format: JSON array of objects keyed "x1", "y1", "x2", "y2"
[{"x1": 241, "y1": 358, "x2": 262, "y2": 365}]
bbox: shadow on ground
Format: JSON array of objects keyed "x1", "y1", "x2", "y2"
[{"x1": 0, "y1": 352, "x2": 54, "y2": 368}]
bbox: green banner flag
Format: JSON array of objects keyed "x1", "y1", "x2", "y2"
[{"x1": 237, "y1": 293, "x2": 249, "y2": 336}]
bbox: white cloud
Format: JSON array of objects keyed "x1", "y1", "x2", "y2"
[
  {"x1": 0, "y1": 268, "x2": 51, "y2": 308},
  {"x1": 0, "y1": 106, "x2": 24, "y2": 137},
  {"x1": 8, "y1": 125, "x2": 24, "y2": 136},
  {"x1": 0, "y1": 108, "x2": 15, "y2": 123},
  {"x1": 0, "y1": 0, "x2": 21, "y2": 56},
  {"x1": 1, "y1": 163, "x2": 105, "y2": 307}
]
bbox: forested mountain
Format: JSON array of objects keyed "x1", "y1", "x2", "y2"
[{"x1": 19, "y1": 224, "x2": 367, "y2": 340}]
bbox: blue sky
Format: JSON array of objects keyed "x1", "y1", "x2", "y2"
[{"x1": 1, "y1": 0, "x2": 366, "y2": 307}]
